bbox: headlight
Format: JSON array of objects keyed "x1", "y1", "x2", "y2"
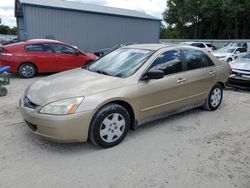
[{"x1": 39, "y1": 97, "x2": 84, "y2": 115}]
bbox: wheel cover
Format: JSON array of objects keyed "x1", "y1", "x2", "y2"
[
  {"x1": 210, "y1": 88, "x2": 222, "y2": 108},
  {"x1": 99, "y1": 113, "x2": 126, "y2": 143},
  {"x1": 21, "y1": 65, "x2": 34, "y2": 77}
]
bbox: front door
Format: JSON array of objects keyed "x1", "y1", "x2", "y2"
[
  {"x1": 136, "y1": 49, "x2": 188, "y2": 121},
  {"x1": 50, "y1": 44, "x2": 85, "y2": 71}
]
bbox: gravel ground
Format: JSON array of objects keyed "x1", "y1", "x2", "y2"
[{"x1": 0, "y1": 75, "x2": 250, "y2": 188}]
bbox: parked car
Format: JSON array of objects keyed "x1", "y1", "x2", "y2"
[
  {"x1": 181, "y1": 42, "x2": 215, "y2": 53},
  {"x1": 212, "y1": 47, "x2": 248, "y2": 63},
  {"x1": 94, "y1": 43, "x2": 132, "y2": 57},
  {"x1": 224, "y1": 42, "x2": 250, "y2": 50},
  {"x1": 19, "y1": 44, "x2": 230, "y2": 148},
  {"x1": 227, "y1": 53, "x2": 250, "y2": 90},
  {"x1": 0, "y1": 39, "x2": 97, "y2": 78},
  {"x1": 2, "y1": 37, "x2": 20, "y2": 45}
]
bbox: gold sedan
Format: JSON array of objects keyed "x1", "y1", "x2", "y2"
[{"x1": 19, "y1": 44, "x2": 230, "y2": 148}]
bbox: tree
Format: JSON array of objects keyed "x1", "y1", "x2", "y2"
[
  {"x1": 162, "y1": 0, "x2": 250, "y2": 39},
  {"x1": 0, "y1": 25, "x2": 17, "y2": 35}
]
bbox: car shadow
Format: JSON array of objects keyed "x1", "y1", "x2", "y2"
[
  {"x1": 225, "y1": 86, "x2": 250, "y2": 93},
  {"x1": 129, "y1": 107, "x2": 203, "y2": 135}
]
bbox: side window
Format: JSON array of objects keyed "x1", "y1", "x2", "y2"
[
  {"x1": 183, "y1": 49, "x2": 214, "y2": 70},
  {"x1": 191, "y1": 43, "x2": 205, "y2": 48},
  {"x1": 26, "y1": 44, "x2": 46, "y2": 52},
  {"x1": 198, "y1": 43, "x2": 205, "y2": 48},
  {"x1": 235, "y1": 48, "x2": 241, "y2": 53},
  {"x1": 240, "y1": 48, "x2": 247, "y2": 53},
  {"x1": 148, "y1": 50, "x2": 182, "y2": 75},
  {"x1": 50, "y1": 44, "x2": 75, "y2": 55}
]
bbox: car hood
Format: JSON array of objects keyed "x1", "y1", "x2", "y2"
[
  {"x1": 86, "y1": 52, "x2": 97, "y2": 59},
  {"x1": 25, "y1": 68, "x2": 128, "y2": 106},
  {"x1": 212, "y1": 52, "x2": 229, "y2": 57},
  {"x1": 230, "y1": 60, "x2": 250, "y2": 71}
]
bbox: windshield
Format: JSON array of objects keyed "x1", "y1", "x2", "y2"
[
  {"x1": 240, "y1": 53, "x2": 250, "y2": 60},
  {"x1": 217, "y1": 47, "x2": 235, "y2": 53},
  {"x1": 87, "y1": 48, "x2": 154, "y2": 78}
]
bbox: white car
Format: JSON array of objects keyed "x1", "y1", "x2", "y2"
[
  {"x1": 181, "y1": 42, "x2": 215, "y2": 53},
  {"x1": 212, "y1": 47, "x2": 248, "y2": 63}
]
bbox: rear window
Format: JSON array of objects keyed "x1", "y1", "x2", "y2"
[{"x1": 183, "y1": 49, "x2": 214, "y2": 70}]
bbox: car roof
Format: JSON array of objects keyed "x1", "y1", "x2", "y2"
[
  {"x1": 181, "y1": 42, "x2": 203, "y2": 44},
  {"x1": 126, "y1": 44, "x2": 170, "y2": 51},
  {"x1": 26, "y1": 39, "x2": 64, "y2": 45},
  {"x1": 125, "y1": 43, "x2": 205, "y2": 51}
]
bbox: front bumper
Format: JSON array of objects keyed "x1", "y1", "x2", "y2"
[
  {"x1": 19, "y1": 98, "x2": 93, "y2": 143},
  {"x1": 227, "y1": 75, "x2": 250, "y2": 90}
]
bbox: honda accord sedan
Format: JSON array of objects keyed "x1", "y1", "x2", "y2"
[
  {"x1": 0, "y1": 39, "x2": 97, "y2": 78},
  {"x1": 19, "y1": 44, "x2": 230, "y2": 148}
]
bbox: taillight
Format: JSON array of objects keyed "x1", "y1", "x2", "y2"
[{"x1": 0, "y1": 48, "x2": 12, "y2": 56}]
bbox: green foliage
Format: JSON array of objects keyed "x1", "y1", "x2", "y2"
[
  {"x1": 162, "y1": 0, "x2": 250, "y2": 39},
  {"x1": 0, "y1": 25, "x2": 17, "y2": 35}
]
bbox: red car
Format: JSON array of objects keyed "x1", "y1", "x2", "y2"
[{"x1": 0, "y1": 39, "x2": 97, "y2": 78}]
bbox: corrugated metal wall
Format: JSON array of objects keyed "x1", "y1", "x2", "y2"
[{"x1": 24, "y1": 5, "x2": 160, "y2": 52}]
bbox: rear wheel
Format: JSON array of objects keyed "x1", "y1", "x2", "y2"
[
  {"x1": 19, "y1": 63, "x2": 37, "y2": 78},
  {"x1": 0, "y1": 87, "x2": 7, "y2": 97},
  {"x1": 89, "y1": 103, "x2": 130, "y2": 148},
  {"x1": 203, "y1": 84, "x2": 223, "y2": 111}
]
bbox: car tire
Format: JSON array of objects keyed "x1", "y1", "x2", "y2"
[
  {"x1": 202, "y1": 84, "x2": 223, "y2": 111},
  {"x1": 227, "y1": 58, "x2": 232, "y2": 63},
  {"x1": 18, "y1": 63, "x2": 37, "y2": 78},
  {"x1": 0, "y1": 87, "x2": 8, "y2": 97},
  {"x1": 89, "y1": 103, "x2": 130, "y2": 148}
]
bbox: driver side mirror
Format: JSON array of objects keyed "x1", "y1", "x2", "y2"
[
  {"x1": 140, "y1": 70, "x2": 164, "y2": 81},
  {"x1": 75, "y1": 51, "x2": 80, "y2": 55}
]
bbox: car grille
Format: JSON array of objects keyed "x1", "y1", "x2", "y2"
[
  {"x1": 232, "y1": 69, "x2": 250, "y2": 77},
  {"x1": 23, "y1": 97, "x2": 39, "y2": 109}
]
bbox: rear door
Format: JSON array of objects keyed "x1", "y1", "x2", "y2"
[
  {"x1": 50, "y1": 44, "x2": 87, "y2": 71},
  {"x1": 181, "y1": 49, "x2": 217, "y2": 106},
  {"x1": 25, "y1": 44, "x2": 57, "y2": 72},
  {"x1": 136, "y1": 49, "x2": 188, "y2": 120}
]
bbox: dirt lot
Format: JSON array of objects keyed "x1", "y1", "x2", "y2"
[{"x1": 0, "y1": 75, "x2": 250, "y2": 188}]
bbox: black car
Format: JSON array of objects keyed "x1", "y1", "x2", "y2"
[{"x1": 94, "y1": 43, "x2": 132, "y2": 57}]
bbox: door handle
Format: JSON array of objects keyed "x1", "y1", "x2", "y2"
[
  {"x1": 209, "y1": 70, "x2": 216, "y2": 75},
  {"x1": 177, "y1": 78, "x2": 186, "y2": 83}
]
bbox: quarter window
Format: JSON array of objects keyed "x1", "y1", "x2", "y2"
[
  {"x1": 183, "y1": 49, "x2": 214, "y2": 70},
  {"x1": 148, "y1": 50, "x2": 182, "y2": 75}
]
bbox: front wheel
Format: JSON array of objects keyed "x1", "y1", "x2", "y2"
[
  {"x1": 19, "y1": 63, "x2": 37, "y2": 78},
  {"x1": 227, "y1": 58, "x2": 232, "y2": 63},
  {"x1": 89, "y1": 103, "x2": 130, "y2": 148},
  {"x1": 203, "y1": 84, "x2": 223, "y2": 111}
]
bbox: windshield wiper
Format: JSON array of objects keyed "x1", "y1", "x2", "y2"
[{"x1": 96, "y1": 70, "x2": 112, "y2": 76}]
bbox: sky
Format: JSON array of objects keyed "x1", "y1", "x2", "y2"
[{"x1": 0, "y1": 0, "x2": 166, "y2": 28}]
